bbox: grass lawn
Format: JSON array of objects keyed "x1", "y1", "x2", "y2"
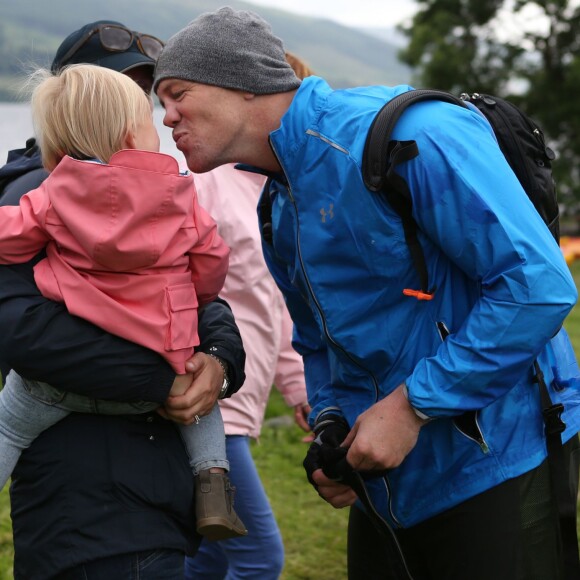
[{"x1": 1, "y1": 261, "x2": 580, "y2": 578}]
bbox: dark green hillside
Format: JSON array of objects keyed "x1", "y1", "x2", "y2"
[{"x1": 0, "y1": 0, "x2": 411, "y2": 100}]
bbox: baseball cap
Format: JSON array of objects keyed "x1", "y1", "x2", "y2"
[{"x1": 51, "y1": 20, "x2": 158, "y2": 74}]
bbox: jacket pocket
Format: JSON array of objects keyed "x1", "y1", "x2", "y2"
[
  {"x1": 165, "y1": 283, "x2": 199, "y2": 351},
  {"x1": 453, "y1": 411, "x2": 489, "y2": 453}
]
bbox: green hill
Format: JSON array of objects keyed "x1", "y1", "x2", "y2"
[{"x1": 0, "y1": 0, "x2": 411, "y2": 100}]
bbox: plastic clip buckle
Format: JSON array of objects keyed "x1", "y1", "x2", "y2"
[{"x1": 543, "y1": 403, "x2": 566, "y2": 436}]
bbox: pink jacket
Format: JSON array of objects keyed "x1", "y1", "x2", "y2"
[
  {"x1": 0, "y1": 150, "x2": 229, "y2": 374},
  {"x1": 194, "y1": 164, "x2": 307, "y2": 438}
]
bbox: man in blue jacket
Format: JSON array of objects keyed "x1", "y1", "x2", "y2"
[{"x1": 154, "y1": 7, "x2": 580, "y2": 579}]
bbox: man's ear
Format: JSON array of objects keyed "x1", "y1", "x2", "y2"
[{"x1": 122, "y1": 130, "x2": 137, "y2": 150}]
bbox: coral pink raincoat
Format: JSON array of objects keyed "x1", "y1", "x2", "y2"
[{"x1": 0, "y1": 149, "x2": 229, "y2": 374}]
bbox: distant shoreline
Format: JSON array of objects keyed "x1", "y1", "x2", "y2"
[{"x1": 0, "y1": 102, "x2": 183, "y2": 166}]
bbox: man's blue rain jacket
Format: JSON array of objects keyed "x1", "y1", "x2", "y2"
[{"x1": 256, "y1": 76, "x2": 580, "y2": 528}]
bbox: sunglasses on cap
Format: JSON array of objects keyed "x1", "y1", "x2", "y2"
[{"x1": 59, "y1": 24, "x2": 165, "y2": 65}]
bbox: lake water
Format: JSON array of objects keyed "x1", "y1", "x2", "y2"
[{"x1": 0, "y1": 102, "x2": 185, "y2": 166}]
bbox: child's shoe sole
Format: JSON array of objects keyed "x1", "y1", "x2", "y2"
[{"x1": 197, "y1": 516, "x2": 248, "y2": 541}]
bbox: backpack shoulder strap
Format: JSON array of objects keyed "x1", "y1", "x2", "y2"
[
  {"x1": 259, "y1": 177, "x2": 275, "y2": 245},
  {"x1": 362, "y1": 89, "x2": 467, "y2": 299},
  {"x1": 534, "y1": 362, "x2": 580, "y2": 579},
  {"x1": 362, "y1": 89, "x2": 466, "y2": 192}
]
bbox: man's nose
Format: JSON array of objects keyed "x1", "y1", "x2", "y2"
[{"x1": 162, "y1": 105, "x2": 179, "y2": 128}]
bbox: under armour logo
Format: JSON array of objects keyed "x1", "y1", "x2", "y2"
[{"x1": 320, "y1": 204, "x2": 334, "y2": 223}]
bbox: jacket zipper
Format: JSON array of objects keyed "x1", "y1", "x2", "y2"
[
  {"x1": 452, "y1": 412, "x2": 490, "y2": 453},
  {"x1": 268, "y1": 140, "x2": 380, "y2": 397},
  {"x1": 382, "y1": 472, "x2": 403, "y2": 528},
  {"x1": 438, "y1": 320, "x2": 490, "y2": 454},
  {"x1": 269, "y1": 138, "x2": 403, "y2": 527}
]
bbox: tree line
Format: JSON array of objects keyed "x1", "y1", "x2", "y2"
[{"x1": 399, "y1": 0, "x2": 580, "y2": 229}]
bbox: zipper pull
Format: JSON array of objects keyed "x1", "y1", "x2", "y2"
[{"x1": 403, "y1": 288, "x2": 435, "y2": 301}]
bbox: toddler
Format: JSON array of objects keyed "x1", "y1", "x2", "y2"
[{"x1": 0, "y1": 64, "x2": 246, "y2": 541}]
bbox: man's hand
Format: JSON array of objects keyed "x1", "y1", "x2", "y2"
[
  {"x1": 342, "y1": 384, "x2": 427, "y2": 471},
  {"x1": 311, "y1": 468, "x2": 357, "y2": 508},
  {"x1": 303, "y1": 414, "x2": 353, "y2": 505},
  {"x1": 160, "y1": 352, "x2": 223, "y2": 425}
]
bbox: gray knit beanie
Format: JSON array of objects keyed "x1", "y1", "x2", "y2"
[{"x1": 154, "y1": 6, "x2": 301, "y2": 94}]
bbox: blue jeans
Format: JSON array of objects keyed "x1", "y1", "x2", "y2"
[
  {"x1": 0, "y1": 371, "x2": 227, "y2": 489},
  {"x1": 57, "y1": 549, "x2": 184, "y2": 579},
  {"x1": 185, "y1": 435, "x2": 284, "y2": 580},
  {"x1": 180, "y1": 404, "x2": 228, "y2": 475}
]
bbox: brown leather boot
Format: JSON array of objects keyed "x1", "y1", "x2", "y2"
[{"x1": 195, "y1": 470, "x2": 248, "y2": 541}]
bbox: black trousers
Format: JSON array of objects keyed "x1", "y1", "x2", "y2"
[{"x1": 347, "y1": 435, "x2": 580, "y2": 580}]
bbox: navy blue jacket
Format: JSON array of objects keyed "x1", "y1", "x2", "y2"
[
  {"x1": 0, "y1": 142, "x2": 246, "y2": 578},
  {"x1": 0, "y1": 138, "x2": 47, "y2": 206}
]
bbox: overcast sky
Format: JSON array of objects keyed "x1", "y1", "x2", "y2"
[
  {"x1": 244, "y1": 0, "x2": 580, "y2": 38},
  {"x1": 244, "y1": 0, "x2": 418, "y2": 28}
]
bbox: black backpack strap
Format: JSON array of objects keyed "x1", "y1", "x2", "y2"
[
  {"x1": 384, "y1": 140, "x2": 432, "y2": 299},
  {"x1": 534, "y1": 361, "x2": 580, "y2": 579},
  {"x1": 363, "y1": 90, "x2": 467, "y2": 300},
  {"x1": 363, "y1": 89, "x2": 466, "y2": 193},
  {"x1": 259, "y1": 177, "x2": 274, "y2": 245}
]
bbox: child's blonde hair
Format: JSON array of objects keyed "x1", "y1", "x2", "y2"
[{"x1": 30, "y1": 64, "x2": 153, "y2": 171}]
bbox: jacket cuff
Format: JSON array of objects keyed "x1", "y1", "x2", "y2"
[
  {"x1": 402, "y1": 383, "x2": 432, "y2": 422},
  {"x1": 281, "y1": 388, "x2": 308, "y2": 408}
]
